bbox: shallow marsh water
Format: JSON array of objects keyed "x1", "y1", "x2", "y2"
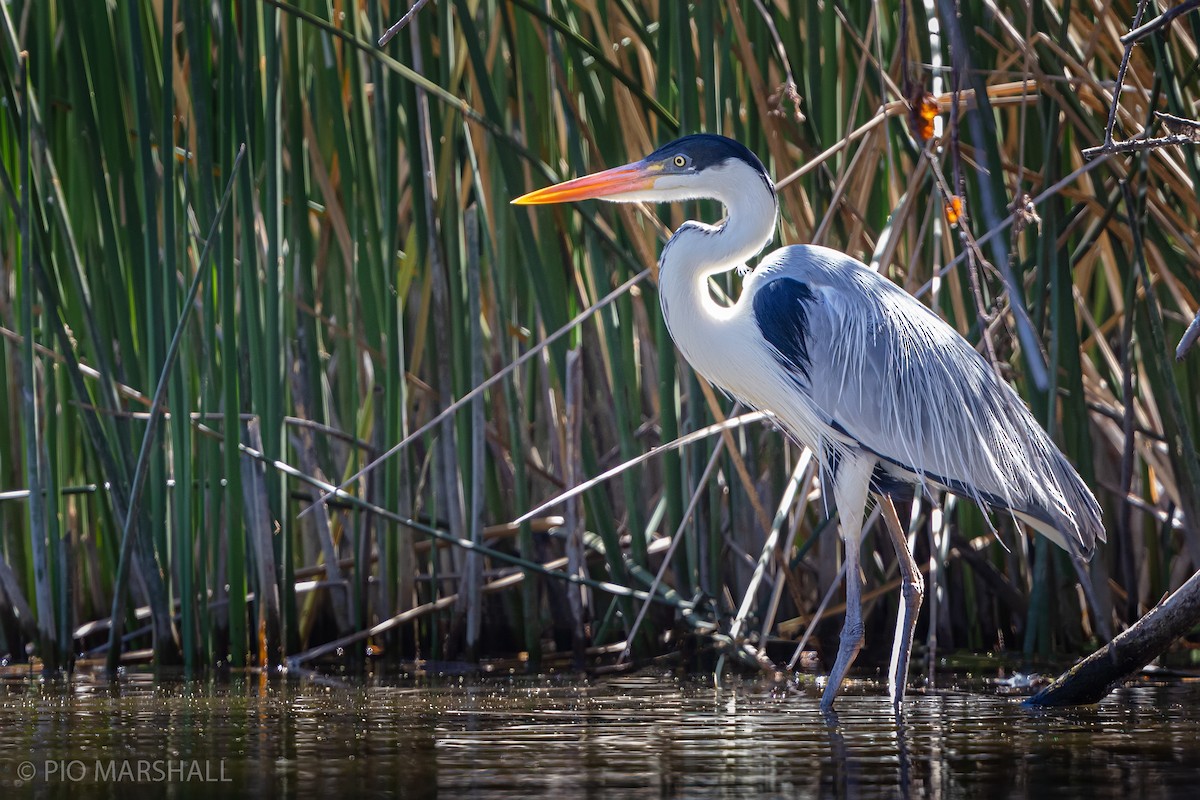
[{"x1": 2, "y1": 672, "x2": 1199, "y2": 798}]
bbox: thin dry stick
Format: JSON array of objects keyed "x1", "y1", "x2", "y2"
[
  {"x1": 697, "y1": 379, "x2": 776, "y2": 535},
  {"x1": 286, "y1": 539, "x2": 684, "y2": 670},
  {"x1": 291, "y1": 549, "x2": 567, "y2": 666},
  {"x1": 775, "y1": 84, "x2": 1038, "y2": 192},
  {"x1": 729, "y1": 450, "x2": 815, "y2": 644},
  {"x1": 377, "y1": 0, "x2": 434, "y2": 47},
  {"x1": 1075, "y1": 0, "x2": 1200, "y2": 356},
  {"x1": 218, "y1": 424, "x2": 683, "y2": 611},
  {"x1": 940, "y1": 2, "x2": 1049, "y2": 391},
  {"x1": 784, "y1": 506, "x2": 881, "y2": 669},
  {"x1": 1086, "y1": 130, "x2": 1200, "y2": 156},
  {"x1": 912, "y1": 153, "x2": 1115, "y2": 301},
  {"x1": 514, "y1": 412, "x2": 770, "y2": 525},
  {"x1": 1081, "y1": 0, "x2": 1155, "y2": 158},
  {"x1": 564, "y1": 348, "x2": 588, "y2": 663},
  {"x1": 1122, "y1": 0, "x2": 1200, "y2": 44},
  {"x1": 0, "y1": 325, "x2": 149, "y2": 404},
  {"x1": 757, "y1": 482, "x2": 810, "y2": 645},
  {"x1": 926, "y1": 150, "x2": 1002, "y2": 367},
  {"x1": 618, "y1": 428, "x2": 732, "y2": 664},
  {"x1": 303, "y1": 268, "x2": 651, "y2": 517}
]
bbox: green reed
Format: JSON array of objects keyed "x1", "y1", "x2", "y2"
[{"x1": 0, "y1": 0, "x2": 1198, "y2": 678}]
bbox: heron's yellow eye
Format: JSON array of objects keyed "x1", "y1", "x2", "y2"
[{"x1": 673, "y1": 155, "x2": 687, "y2": 168}]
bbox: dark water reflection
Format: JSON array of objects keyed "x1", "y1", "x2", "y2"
[{"x1": 2, "y1": 672, "x2": 1199, "y2": 798}]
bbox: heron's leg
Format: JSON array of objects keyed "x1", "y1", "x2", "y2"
[
  {"x1": 820, "y1": 452, "x2": 873, "y2": 712},
  {"x1": 880, "y1": 495, "x2": 923, "y2": 707}
]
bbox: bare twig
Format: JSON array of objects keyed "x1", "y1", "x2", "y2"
[
  {"x1": 751, "y1": 0, "x2": 802, "y2": 123},
  {"x1": 1156, "y1": 111, "x2": 1200, "y2": 139},
  {"x1": 921, "y1": 149, "x2": 1002, "y2": 367},
  {"x1": 775, "y1": 82, "x2": 1039, "y2": 191},
  {"x1": 729, "y1": 451, "x2": 814, "y2": 646},
  {"x1": 220, "y1": 423, "x2": 689, "y2": 610},
  {"x1": 1081, "y1": 0, "x2": 1155, "y2": 159},
  {"x1": 514, "y1": 411, "x2": 770, "y2": 525},
  {"x1": 937, "y1": 0, "x2": 1049, "y2": 390},
  {"x1": 913, "y1": 153, "x2": 1115, "y2": 301},
  {"x1": 302, "y1": 268, "x2": 652, "y2": 517},
  {"x1": 1120, "y1": 0, "x2": 1200, "y2": 45},
  {"x1": 1085, "y1": 131, "x2": 1200, "y2": 157},
  {"x1": 1118, "y1": 259, "x2": 1139, "y2": 624},
  {"x1": 618, "y1": 425, "x2": 732, "y2": 665},
  {"x1": 377, "y1": 0, "x2": 433, "y2": 47}
]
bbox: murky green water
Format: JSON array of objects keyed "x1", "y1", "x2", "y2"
[{"x1": 2, "y1": 672, "x2": 1199, "y2": 798}]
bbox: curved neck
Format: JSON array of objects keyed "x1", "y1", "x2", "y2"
[
  {"x1": 659, "y1": 172, "x2": 778, "y2": 282},
  {"x1": 655, "y1": 166, "x2": 777, "y2": 389},
  {"x1": 658, "y1": 163, "x2": 778, "y2": 337}
]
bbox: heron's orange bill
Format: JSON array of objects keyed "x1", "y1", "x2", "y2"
[{"x1": 512, "y1": 161, "x2": 658, "y2": 205}]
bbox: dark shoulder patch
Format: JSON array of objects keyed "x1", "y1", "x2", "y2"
[{"x1": 753, "y1": 277, "x2": 816, "y2": 381}]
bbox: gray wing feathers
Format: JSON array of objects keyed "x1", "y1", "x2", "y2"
[{"x1": 757, "y1": 245, "x2": 1104, "y2": 558}]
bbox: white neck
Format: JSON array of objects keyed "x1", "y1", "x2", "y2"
[{"x1": 658, "y1": 159, "x2": 778, "y2": 332}]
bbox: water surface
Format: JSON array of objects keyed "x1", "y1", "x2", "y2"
[{"x1": 2, "y1": 672, "x2": 1198, "y2": 798}]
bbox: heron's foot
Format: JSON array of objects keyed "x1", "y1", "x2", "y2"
[
  {"x1": 881, "y1": 496, "x2": 924, "y2": 709},
  {"x1": 820, "y1": 621, "x2": 864, "y2": 712},
  {"x1": 887, "y1": 575, "x2": 924, "y2": 706},
  {"x1": 821, "y1": 706, "x2": 841, "y2": 728}
]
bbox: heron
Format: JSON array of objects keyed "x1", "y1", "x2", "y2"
[{"x1": 513, "y1": 133, "x2": 1104, "y2": 710}]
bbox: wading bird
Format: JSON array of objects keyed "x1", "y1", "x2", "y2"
[{"x1": 513, "y1": 134, "x2": 1104, "y2": 710}]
